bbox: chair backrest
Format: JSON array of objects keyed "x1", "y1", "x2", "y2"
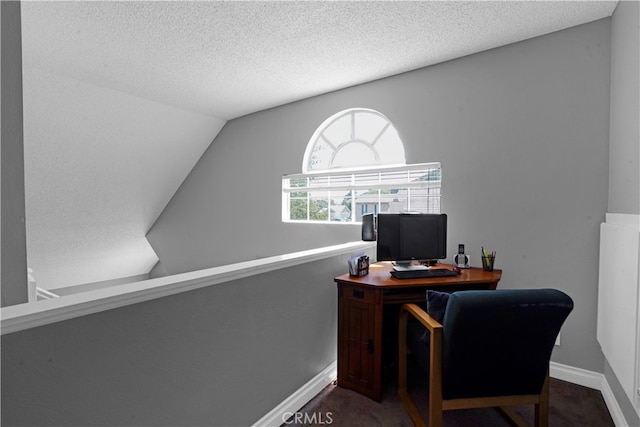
[{"x1": 441, "y1": 289, "x2": 573, "y2": 400}]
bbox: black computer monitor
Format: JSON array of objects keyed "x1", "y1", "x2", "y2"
[{"x1": 376, "y1": 213, "x2": 447, "y2": 267}]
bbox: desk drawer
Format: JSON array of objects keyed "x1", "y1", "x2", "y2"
[
  {"x1": 340, "y1": 284, "x2": 376, "y2": 303},
  {"x1": 383, "y1": 291, "x2": 426, "y2": 305}
]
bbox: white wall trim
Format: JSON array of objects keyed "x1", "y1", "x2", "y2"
[
  {"x1": 550, "y1": 361, "x2": 604, "y2": 389},
  {"x1": 252, "y1": 361, "x2": 337, "y2": 427},
  {"x1": 550, "y1": 361, "x2": 627, "y2": 427},
  {"x1": 1, "y1": 241, "x2": 375, "y2": 335},
  {"x1": 600, "y1": 377, "x2": 629, "y2": 427},
  {"x1": 257, "y1": 361, "x2": 628, "y2": 427}
]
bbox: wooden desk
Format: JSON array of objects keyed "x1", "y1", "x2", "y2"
[{"x1": 334, "y1": 262, "x2": 502, "y2": 401}]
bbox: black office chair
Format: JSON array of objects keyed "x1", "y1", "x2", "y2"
[{"x1": 398, "y1": 289, "x2": 573, "y2": 427}]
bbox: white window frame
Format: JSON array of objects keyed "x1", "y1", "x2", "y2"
[
  {"x1": 302, "y1": 108, "x2": 405, "y2": 173},
  {"x1": 282, "y1": 162, "x2": 441, "y2": 223}
]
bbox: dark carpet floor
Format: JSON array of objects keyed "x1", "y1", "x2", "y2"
[{"x1": 284, "y1": 377, "x2": 614, "y2": 427}]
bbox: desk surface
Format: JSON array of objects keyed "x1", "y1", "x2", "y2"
[{"x1": 334, "y1": 262, "x2": 502, "y2": 289}]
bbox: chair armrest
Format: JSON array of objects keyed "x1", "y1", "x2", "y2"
[
  {"x1": 400, "y1": 303, "x2": 443, "y2": 333},
  {"x1": 399, "y1": 303, "x2": 443, "y2": 364}
]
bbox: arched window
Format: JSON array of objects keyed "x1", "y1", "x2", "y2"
[
  {"x1": 282, "y1": 108, "x2": 441, "y2": 223},
  {"x1": 302, "y1": 108, "x2": 405, "y2": 172}
]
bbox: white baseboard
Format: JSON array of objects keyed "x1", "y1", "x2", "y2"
[
  {"x1": 252, "y1": 361, "x2": 337, "y2": 427},
  {"x1": 256, "y1": 360, "x2": 628, "y2": 427},
  {"x1": 550, "y1": 361, "x2": 628, "y2": 427}
]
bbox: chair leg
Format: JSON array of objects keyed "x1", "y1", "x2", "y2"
[
  {"x1": 535, "y1": 374, "x2": 550, "y2": 427},
  {"x1": 398, "y1": 304, "x2": 444, "y2": 427},
  {"x1": 497, "y1": 406, "x2": 528, "y2": 427},
  {"x1": 399, "y1": 309, "x2": 425, "y2": 427},
  {"x1": 428, "y1": 330, "x2": 443, "y2": 427},
  {"x1": 427, "y1": 397, "x2": 443, "y2": 427},
  {"x1": 399, "y1": 388, "x2": 427, "y2": 427}
]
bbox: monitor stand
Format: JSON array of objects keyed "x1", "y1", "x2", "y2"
[{"x1": 392, "y1": 261, "x2": 429, "y2": 271}]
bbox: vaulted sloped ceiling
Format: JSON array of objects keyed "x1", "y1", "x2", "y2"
[{"x1": 19, "y1": 1, "x2": 617, "y2": 291}]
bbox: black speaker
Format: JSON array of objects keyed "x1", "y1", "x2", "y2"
[{"x1": 361, "y1": 213, "x2": 376, "y2": 241}]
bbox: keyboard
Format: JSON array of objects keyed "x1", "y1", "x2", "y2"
[{"x1": 390, "y1": 268, "x2": 459, "y2": 279}]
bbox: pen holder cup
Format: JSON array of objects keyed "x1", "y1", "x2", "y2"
[{"x1": 481, "y1": 254, "x2": 495, "y2": 272}]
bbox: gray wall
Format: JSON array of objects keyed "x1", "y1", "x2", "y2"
[
  {"x1": 608, "y1": 0, "x2": 640, "y2": 215},
  {"x1": 1, "y1": 254, "x2": 345, "y2": 426},
  {"x1": 604, "y1": 1, "x2": 640, "y2": 425},
  {"x1": 148, "y1": 19, "x2": 612, "y2": 372},
  {"x1": 1, "y1": 1, "x2": 28, "y2": 307}
]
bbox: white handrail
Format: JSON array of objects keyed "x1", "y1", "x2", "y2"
[
  {"x1": 36, "y1": 287, "x2": 60, "y2": 300},
  {"x1": 1, "y1": 241, "x2": 375, "y2": 335}
]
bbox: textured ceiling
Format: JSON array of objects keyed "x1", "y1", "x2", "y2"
[
  {"x1": 22, "y1": 1, "x2": 618, "y2": 120},
  {"x1": 19, "y1": 0, "x2": 618, "y2": 291}
]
